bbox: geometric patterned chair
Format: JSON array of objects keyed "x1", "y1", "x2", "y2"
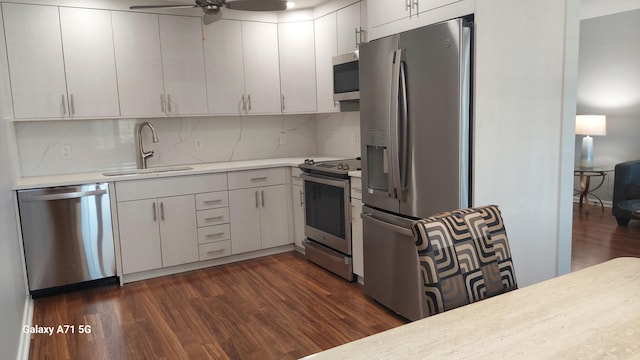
[{"x1": 411, "y1": 205, "x2": 517, "y2": 317}]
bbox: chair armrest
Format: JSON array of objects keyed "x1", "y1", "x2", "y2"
[{"x1": 613, "y1": 160, "x2": 640, "y2": 206}]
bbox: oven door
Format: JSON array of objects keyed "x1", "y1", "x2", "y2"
[{"x1": 302, "y1": 173, "x2": 351, "y2": 255}]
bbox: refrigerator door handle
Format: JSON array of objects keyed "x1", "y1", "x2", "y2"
[
  {"x1": 361, "y1": 212, "x2": 413, "y2": 236},
  {"x1": 388, "y1": 49, "x2": 403, "y2": 200},
  {"x1": 399, "y1": 58, "x2": 409, "y2": 196}
]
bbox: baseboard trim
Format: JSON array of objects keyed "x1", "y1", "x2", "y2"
[
  {"x1": 572, "y1": 197, "x2": 612, "y2": 208},
  {"x1": 16, "y1": 296, "x2": 33, "y2": 360}
]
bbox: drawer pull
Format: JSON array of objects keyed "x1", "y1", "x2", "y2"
[
  {"x1": 250, "y1": 176, "x2": 268, "y2": 181},
  {"x1": 205, "y1": 232, "x2": 226, "y2": 238},
  {"x1": 203, "y1": 199, "x2": 223, "y2": 204},
  {"x1": 205, "y1": 216, "x2": 225, "y2": 221},
  {"x1": 206, "y1": 248, "x2": 226, "y2": 255}
]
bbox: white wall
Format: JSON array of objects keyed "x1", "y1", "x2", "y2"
[
  {"x1": 575, "y1": 8, "x2": 640, "y2": 203},
  {"x1": 474, "y1": 0, "x2": 579, "y2": 285},
  {"x1": 0, "y1": 7, "x2": 28, "y2": 359}
]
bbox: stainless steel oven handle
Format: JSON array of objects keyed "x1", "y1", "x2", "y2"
[
  {"x1": 361, "y1": 212, "x2": 413, "y2": 236},
  {"x1": 301, "y1": 173, "x2": 349, "y2": 189},
  {"x1": 22, "y1": 189, "x2": 107, "y2": 201}
]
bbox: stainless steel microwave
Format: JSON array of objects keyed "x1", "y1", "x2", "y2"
[{"x1": 333, "y1": 51, "x2": 359, "y2": 102}]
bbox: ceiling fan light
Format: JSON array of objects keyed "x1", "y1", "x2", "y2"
[{"x1": 202, "y1": 4, "x2": 221, "y2": 14}]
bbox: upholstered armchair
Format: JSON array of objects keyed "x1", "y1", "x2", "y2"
[
  {"x1": 411, "y1": 205, "x2": 517, "y2": 317},
  {"x1": 612, "y1": 160, "x2": 640, "y2": 225}
]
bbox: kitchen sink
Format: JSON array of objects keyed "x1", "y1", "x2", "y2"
[{"x1": 102, "y1": 166, "x2": 193, "y2": 177}]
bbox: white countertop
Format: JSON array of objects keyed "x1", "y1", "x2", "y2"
[
  {"x1": 14, "y1": 156, "x2": 346, "y2": 190},
  {"x1": 304, "y1": 257, "x2": 640, "y2": 359}
]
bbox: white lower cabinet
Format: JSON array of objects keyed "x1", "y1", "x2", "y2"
[
  {"x1": 117, "y1": 195, "x2": 198, "y2": 274},
  {"x1": 115, "y1": 173, "x2": 227, "y2": 275},
  {"x1": 291, "y1": 168, "x2": 305, "y2": 250},
  {"x1": 228, "y1": 168, "x2": 290, "y2": 254},
  {"x1": 351, "y1": 177, "x2": 364, "y2": 278}
]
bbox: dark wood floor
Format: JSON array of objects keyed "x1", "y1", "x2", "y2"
[
  {"x1": 571, "y1": 204, "x2": 640, "y2": 271},
  {"x1": 29, "y1": 204, "x2": 640, "y2": 360},
  {"x1": 28, "y1": 252, "x2": 406, "y2": 360}
]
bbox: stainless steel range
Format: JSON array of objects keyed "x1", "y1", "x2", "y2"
[{"x1": 299, "y1": 158, "x2": 361, "y2": 281}]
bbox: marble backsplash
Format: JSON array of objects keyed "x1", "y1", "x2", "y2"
[{"x1": 14, "y1": 112, "x2": 361, "y2": 177}]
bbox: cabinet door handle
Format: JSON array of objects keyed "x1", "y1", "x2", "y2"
[
  {"x1": 255, "y1": 190, "x2": 259, "y2": 208},
  {"x1": 205, "y1": 216, "x2": 225, "y2": 222},
  {"x1": 152, "y1": 202, "x2": 157, "y2": 222},
  {"x1": 167, "y1": 94, "x2": 172, "y2": 113},
  {"x1": 299, "y1": 190, "x2": 304, "y2": 206},
  {"x1": 356, "y1": 28, "x2": 365, "y2": 47},
  {"x1": 70, "y1": 94, "x2": 75, "y2": 115},
  {"x1": 203, "y1": 199, "x2": 223, "y2": 205},
  {"x1": 413, "y1": 0, "x2": 418, "y2": 12},
  {"x1": 205, "y1": 232, "x2": 226, "y2": 238},
  {"x1": 61, "y1": 94, "x2": 67, "y2": 115},
  {"x1": 241, "y1": 94, "x2": 246, "y2": 112},
  {"x1": 261, "y1": 190, "x2": 265, "y2": 208},
  {"x1": 160, "y1": 202, "x2": 165, "y2": 221},
  {"x1": 405, "y1": 0, "x2": 410, "y2": 11},
  {"x1": 247, "y1": 94, "x2": 252, "y2": 111},
  {"x1": 206, "y1": 248, "x2": 226, "y2": 255},
  {"x1": 281, "y1": 94, "x2": 285, "y2": 112},
  {"x1": 160, "y1": 94, "x2": 165, "y2": 113}
]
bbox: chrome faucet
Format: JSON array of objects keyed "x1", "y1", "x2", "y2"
[{"x1": 135, "y1": 122, "x2": 159, "y2": 169}]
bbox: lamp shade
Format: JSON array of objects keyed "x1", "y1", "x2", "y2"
[{"x1": 575, "y1": 115, "x2": 606, "y2": 136}]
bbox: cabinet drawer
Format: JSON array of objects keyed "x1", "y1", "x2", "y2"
[
  {"x1": 196, "y1": 207, "x2": 230, "y2": 227},
  {"x1": 198, "y1": 224, "x2": 231, "y2": 244},
  {"x1": 199, "y1": 240, "x2": 231, "y2": 261},
  {"x1": 116, "y1": 173, "x2": 228, "y2": 201},
  {"x1": 195, "y1": 191, "x2": 229, "y2": 210},
  {"x1": 228, "y1": 168, "x2": 287, "y2": 189},
  {"x1": 351, "y1": 177, "x2": 363, "y2": 200}
]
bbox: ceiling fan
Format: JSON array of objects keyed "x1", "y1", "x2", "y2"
[{"x1": 130, "y1": 0, "x2": 288, "y2": 24}]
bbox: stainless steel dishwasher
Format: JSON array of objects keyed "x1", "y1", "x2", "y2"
[{"x1": 18, "y1": 183, "x2": 117, "y2": 297}]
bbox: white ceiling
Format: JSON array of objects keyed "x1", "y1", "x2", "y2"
[
  {"x1": 127, "y1": 0, "x2": 640, "y2": 18},
  {"x1": 158, "y1": 0, "x2": 329, "y2": 10},
  {"x1": 580, "y1": 0, "x2": 640, "y2": 19}
]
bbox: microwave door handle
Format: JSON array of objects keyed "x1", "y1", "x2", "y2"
[{"x1": 388, "y1": 49, "x2": 402, "y2": 200}]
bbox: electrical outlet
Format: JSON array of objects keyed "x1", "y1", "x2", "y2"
[
  {"x1": 60, "y1": 144, "x2": 72, "y2": 160},
  {"x1": 194, "y1": 138, "x2": 203, "y2": 152},
  {"x1": 279, "y1": 132, "x2": 287, "y2": 145},
  {"x1": 351, "y1": 132, "x2": 358, "y2": 145}
]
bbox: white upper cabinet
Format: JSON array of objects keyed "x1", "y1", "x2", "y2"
[
  {"x1": 159, "y1": 15, "x2": 208, "y2": 115},
  {"x1": 278, "y1": 21, "x2": 317, "y2": 113},
  {"x1": 3, "y1": 3, "x2": 67, "y2": 119},
  {"x1": 369, "y1": 0, "x2": 464, "y2": 31},
  {"x1": 314, "y1": 12, "x2": 339, "y2": 113},
  {"x1": 112, "y1": 11, "x2": 165, "y2": 117},
  {"x1": 203, "y1": 20, "x2": 246, "y2": 115},
  {"x1": 336, "y1": 2, "x2": 362, "y2": 54},
  {"x1": 3, "y1": 3, "x2": 119, "y2": 119},
  {"x1": 59, "y1": 7, "x2": 120, "y2": 118},
  {"x1": 369, "y1": 0, "x2": 411, "y2": 29},
  {"x1": 241, "y1": 21, "x2": 282, "y2": 114}
]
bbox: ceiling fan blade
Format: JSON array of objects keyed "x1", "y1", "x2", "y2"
[
  {"x1": 225, "y1": 0, "x2": 287, "y2": 11},
  {"x1": 129, "y1": 4, "x2": 198, "y2": 10}
]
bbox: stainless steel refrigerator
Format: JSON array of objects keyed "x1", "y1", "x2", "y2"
[{"x1": 360, "y1": 17, "x2": 472, "y2": 321}]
